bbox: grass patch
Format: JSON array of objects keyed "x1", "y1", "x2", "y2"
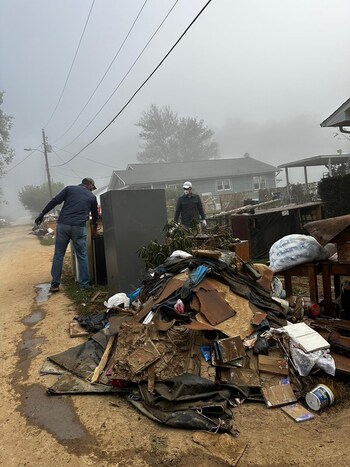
[{"x1": 61, "y1": 258, "x2": 109, "y2": 317}]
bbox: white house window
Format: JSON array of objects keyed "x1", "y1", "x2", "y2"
[
  {"x1": 253, "y1": 176, "x2": 266, "y2": 190},
  {"x1": 216, "y1": 179, "x2": 231, "y2": 191}
]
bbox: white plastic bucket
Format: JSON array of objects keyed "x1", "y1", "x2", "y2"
[{"x1": 305, "y1": 384, "x2": 334, "y2": 411}]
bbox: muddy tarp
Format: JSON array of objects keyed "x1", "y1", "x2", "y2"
[
  {"x1": 129, "y1": 374, "x2": 234, "y2": 432},
  {"x1": 47, "y1": 373, "x2": 130, "y2": 395},
  {"x1": 46, "y1": 313, "x2": 133, "y2": 393},
  {"x1": 48, "y1": 331, "x2": 108, "y2": 380}
]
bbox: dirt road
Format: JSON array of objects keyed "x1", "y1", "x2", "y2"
[{"x1": 1, "y1": 224, "x2": 350, "y2": 467}]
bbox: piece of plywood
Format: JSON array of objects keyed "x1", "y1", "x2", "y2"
[
  {"x1": 281, "y1": 403, "x2": 314, "y2": 422},
  {"x1": 250, "y1": 310, "x2": 267, "y2": 325},
  {"x1": 69, "y1": 320, "x2": 89, "y2": 337},
  {"x1": 261, "y1": 384, "x2": 296, "y2": 408},
  {"x1": 126, "y1": 339, "x2": 160, "y2": 374},
  {"x1": 195, "y1": 279, "x2": 254, "y2": 339},
  {"x1": 196, "y1": 288, "x2": 236, "y2": 325},
  {"x1": 215, "y1": 336, "x2": 245, "y2": 363},
  {"x1": 258, "y1": 354, "x2": 289, "y2": 375},
  {"x1": 219, "y1": 368, "x2": 261, "y2": 387}
]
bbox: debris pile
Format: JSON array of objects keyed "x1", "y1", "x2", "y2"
[{"x1": 43, "y1": 248, "x2": 345, "y2": 432}]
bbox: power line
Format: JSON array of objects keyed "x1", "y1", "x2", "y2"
[
  {"x1": 51, "y1": 149, "x2": 82, "y2": 177},
  {"x1": 51, "y1": 145, "x2": 122, "y2": 169},
  {"x1": 58, "y1": 0, "x2": 213, "y2": 166},
  {"x1": 61, "y1": 0, "x2": 180, "y2": 150},
  {"x1": 43, "y1": 0, "x2": 96, "y2": 128},
  {"x1": 7, "y1": 144, "x2": 43, "y2": 173},
  {"x1": 53, "y1": 0, "x2": 149, "y2": 143},
  {"x1": 50, "y1": 167, "x2": 81, "y2": 180},
  {"x1": 50, "y1": 166, "x2": 111, "y2": 182}
]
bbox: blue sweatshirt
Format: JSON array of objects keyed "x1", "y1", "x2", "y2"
[{"x1": 41, "y1": 184, "x2": 98, "y2": 226}]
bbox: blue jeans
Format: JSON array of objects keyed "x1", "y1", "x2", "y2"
[{"x1": 51, "y1": 223, "x2": 90, "y2": 289}]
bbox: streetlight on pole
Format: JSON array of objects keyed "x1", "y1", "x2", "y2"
[{"x1": 24, "y1": 129, "x2": 53, "y2": 198}]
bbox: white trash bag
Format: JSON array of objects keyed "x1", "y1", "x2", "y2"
[
  {"x1": 269, "y1": 234, "x2": 334, "y2": 273},
  {"x1": 104, "y1": 292, "x2": 130, "y2": 310}
]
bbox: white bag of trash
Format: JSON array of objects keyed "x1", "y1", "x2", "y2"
[
  {"x1": 269, "y1": 234, "x2": 334, "y2": 272},
  {"x1": 104, "y1": 292, "x2": 130, "y2": 310},
  {"x1": 169, "y1": 250, "x2": 193, "y2": 259}
]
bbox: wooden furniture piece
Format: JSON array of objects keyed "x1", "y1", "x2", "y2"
[
  {"x1": 232, "y1": 240, "x2": 250, "y2": 262},
  {"x1": 191, "y1": 236, "x2": 250, "y2": 262},
  {"x1": 321, "y1": 261, "x2": 350, "y2": 317},
  {"x1": 277, "y1": 262, "x2": 322, "y2": 304}
]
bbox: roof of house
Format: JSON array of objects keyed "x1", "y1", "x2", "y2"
[
  {"x1": 320, "y1": 98, "x2": 350, "y2": 128},
  {"x1": 278, "y1": 154, "x2": 350, "y2": 169},
  {"x1": 111, "y1": 157, "x2": 277, "y2": 186}
]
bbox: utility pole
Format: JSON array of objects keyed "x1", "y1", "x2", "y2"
[{"x1": 42, "y1": 128, "x2": 53, "y2": 198}]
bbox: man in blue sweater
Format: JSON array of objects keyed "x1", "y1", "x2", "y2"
[
  {"x1": 174, "y1": 181, "x2": 206, "y2": 229},
  {"x1": 35, "y1": 178, "x2": 98, "y2": 292}
]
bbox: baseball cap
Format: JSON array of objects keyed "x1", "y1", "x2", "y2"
[
  {"x1": 183, "y1": 181, "x2": 192, "y2": 189},
  {"x1": 82, "y1": 177, "x2": 96, "y2": 190}
]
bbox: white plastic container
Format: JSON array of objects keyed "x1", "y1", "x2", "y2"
[{"x1": 305, "y1": 384, "x2": 334, "y2": 411}]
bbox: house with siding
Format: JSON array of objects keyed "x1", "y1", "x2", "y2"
[{"x1": 108, "y1": 155, "x2": 277, "y2": 197}]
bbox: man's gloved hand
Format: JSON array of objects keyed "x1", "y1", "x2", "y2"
[
  {"x1": 34, "y1": 213, "x2": 44, "y2": 225},
  {"x1": 91, "y1": 224, "x2": 98, "y2": 238},
  {"x1": 201, "y1": 219, "x2": 207, "y2": 228}
]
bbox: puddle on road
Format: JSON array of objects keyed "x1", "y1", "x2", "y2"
[
  {"x1": 35, "y1": 283, "x2": 51, "y2": 303},
  {"x1": 21, "y1": 385, "x2": 90, "y2": 442},
  {"x1": 16, "y1": 328, "x2": 45, "y2": 375},
  {"x1": 19, "y1": 304, "x2": 46, "y2": 377},
  {"x1": 14, "y1": 284, "x2": 101, "y2": 456},
  {"x1": 22, "y1": 310, "x2": 44, "y2": 325}
]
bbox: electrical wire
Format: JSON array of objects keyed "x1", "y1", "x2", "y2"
[
  {"x1": 50, "y1": 167, "x2": 82, "y2": 180},
  {"x1": 53, "y1": 0, "x2": 149, "y2": 143},
  {"x1": 7, "y1": 144, "x2": 43, "y2": 173},
  {"x1": 51, "y1": 145, "x2": 122, "y2": 169},
  {"x1": 43, "y1": 0, "x2": 96, "y2": 129},
  {"x1": 58, "y1": 0, "x2": 213, "y2": 166},
  {"x1": 51, "y1": 150, "x2": 111, "y2": 181},
  {"x1": 61, "y1": 0, "x2": 180, "y2": 151},
  {"x1": 51, "y1": 149, "x2": 82, "y2": 177}
]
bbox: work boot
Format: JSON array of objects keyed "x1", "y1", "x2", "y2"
[{"x1": 50, "y1": 284, "x2": 60, "y2": 293}]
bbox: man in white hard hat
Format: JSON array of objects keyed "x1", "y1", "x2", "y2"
[{"x1": 174, "y1": 181, "x2": 206, "y2": 229}]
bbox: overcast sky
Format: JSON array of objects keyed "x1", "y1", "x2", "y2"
[{"x1": 1, "y1": 0, "x2": 350, "y2": 217}]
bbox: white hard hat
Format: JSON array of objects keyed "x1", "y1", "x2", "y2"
[{"x1": 183, "y1": 181, "x2": 192, "y2": 189}]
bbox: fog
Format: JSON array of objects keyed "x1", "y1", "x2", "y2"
[{"x1": 1, "y1": 0, "x2": 349, "y2": 219}]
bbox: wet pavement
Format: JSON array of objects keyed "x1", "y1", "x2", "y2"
[
  {"x1": 34, "y1": 283, "x2": 52, "y2": 303},
  {"x1": 14, "y1": 283, "x2": 98, "y2": 454}
]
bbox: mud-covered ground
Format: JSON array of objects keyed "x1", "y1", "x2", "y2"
[{"x1": 1, "y1": 224, "x2": 350, "y2": 467}]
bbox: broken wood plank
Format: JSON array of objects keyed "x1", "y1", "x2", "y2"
[
  {"x1": 69, "y1": 320, "x2": 89, "y2": 337},
  {"x1": 258, "y1": 354, "x2": 289, "y2": 375},
  {"x1": 91, "y1": 335, "x2": 116, "y2": 383},
  {"x1": 91, "y1": 291, "x2": 109, "y2": 302},
  {"x1": 261, "y1": 383, "x2": 296, "y2": 408},
  {"x1": 281, "y1": 403, "x2": 314, "y2": 422}
]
